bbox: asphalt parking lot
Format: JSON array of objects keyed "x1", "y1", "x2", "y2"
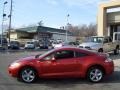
[{"x1": 0, "y1": 50, "x2": 120, "y2": 90}]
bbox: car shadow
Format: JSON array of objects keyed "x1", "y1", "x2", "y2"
[
  {"x1": 1, "y1": 71, "x2": 119, "y2": 89},
  {"x1": 102, "y1": 71, "x2": 120, "y2": 83},
  {"x1": 29, "y1": 71, "x2": 120, "y2": 87},
  {"x1": 109, "y1": 53, "x2": 120, "y2": 60}
]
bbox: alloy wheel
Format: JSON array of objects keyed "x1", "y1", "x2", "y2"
[
  {"x1": 88, "y1": 68, "x2": 103, "y2": 82},
  {"x1": 21, "y1": 68, "x2": 36, "y2": 83}
]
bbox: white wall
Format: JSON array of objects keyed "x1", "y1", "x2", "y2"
[
  {"x1": 107, "y1": 12, "x2": 120, "y2": 23},
  {"x1": 52, "y1": 33, "x2": 76, "y2": 42}
]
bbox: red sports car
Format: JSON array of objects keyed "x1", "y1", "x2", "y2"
[{"x1": 8, "y1": 47, "x2": 114, "y2": 83}]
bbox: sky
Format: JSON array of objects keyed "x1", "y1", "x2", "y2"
[{"x1": 0, "y1": 0, "x2": 115, "y2": 31}]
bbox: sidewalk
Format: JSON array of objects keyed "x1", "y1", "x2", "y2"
[{"x1": 114, "y1": 60, "x2": 120, "y2": 67}]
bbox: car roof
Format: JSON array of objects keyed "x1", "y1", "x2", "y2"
[{"x1": 54, "y1": 46, "x2": 97, "y2": 55}]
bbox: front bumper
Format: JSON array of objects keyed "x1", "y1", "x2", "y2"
[{"x1": 8, "y1": 66, "x2": 20, "y2": 77}]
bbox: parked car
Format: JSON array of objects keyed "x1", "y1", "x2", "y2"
[
  {"x1": 25, "y1": 41, "x2": 35, "y2": 49},
  {"x1": 69, "y1": 42, "x2": 79, "y2": 47},
  {"x1": 8, "y1": 41, "x2": 20, "y2": 49},
  {"x1": 8, "y1": 47, "x2": 114, "y2": 83},
  {"x1": 0, "y1": 38, "x2": 8, "y2": 50},
  {"x1": 62, "y1": 42, "x2": 79, "y2": 47},
  {"x1": 79, "y1": 36, "x2": 120, "y2": 55},
  {"x1": 52, "y1": 42, "x2": 63, "y2": 48},
  {"x1": 39, "y1": 39, "x2": 50, "y2": 49}
]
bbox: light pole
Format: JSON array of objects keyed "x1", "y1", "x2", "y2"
[
  {"x1": 1, "y1": 1, "x2": 8, "y2": 47},
  {"x1": 8, "y1": 0, "x2": 13, "y2": 44},
  {"x1": 66, "y1": 14, "x2": 70, "y2": 42}
]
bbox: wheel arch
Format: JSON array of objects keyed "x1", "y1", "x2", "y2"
[
  {"x1": 18, "y1": 65, "x2": 39, "y2": 78},
  {"x1": 85, "y1": 64, "x2": 106, "y2": 77}
]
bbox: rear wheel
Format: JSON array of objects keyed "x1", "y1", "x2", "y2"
[
  {"x1": 19, "y1": 67, "x2": 37, "y2": 83},
  {"x1": 87, "y1": 67, "x2": 104, "y2": 83},
  {"x1": 114, "y1": 47, "x2": 119, "y2": 55}
]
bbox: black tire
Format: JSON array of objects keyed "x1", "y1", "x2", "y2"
[
  {"x1": 19, "y1": 67, "x2": 37, "y2": 83},
  {"x1": 98, "y1": 49, "x2": 103, "y2": 53},
  {"x1": 114, "y1": 47, "x2": 119, "y2": 55},
  {"x1": 87, "y1": 67, "x2": 104, "y2": 83}
]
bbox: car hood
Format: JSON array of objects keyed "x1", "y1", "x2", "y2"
[
  {"x1": 80, "y1": 42, "x2": 101, "y2": 47},
  {"x1": 15, "y1": 56, "x2": 36, "y2": 63}
]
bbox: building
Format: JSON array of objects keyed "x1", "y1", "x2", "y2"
[
  {"x1": 9, "y1": 26, "x2": 76, "y2": 44},
  {"x1": 97, "y1": 0, "x2": 120, "y2": 39}
]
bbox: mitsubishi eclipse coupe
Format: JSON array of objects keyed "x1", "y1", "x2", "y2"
[{"x1": 8, "y1": 47, "x2": 114, "y2": 83}]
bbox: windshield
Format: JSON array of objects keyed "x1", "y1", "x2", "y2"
[
  {"x1": 27, "y1": 42, "x2": 34, "y2": 44},
  {"x1": 10, "y1": 41, "x2": 19, "y2": 45},
  {"x1": 86, "y1": 37, "x2": 103, "y2": 43},
  {"x1": 35, "y1": 49, "x2": 55, "y2": 58},
  {"x1": 53, "y1": 42, "x2": 61, "y2": 44}
]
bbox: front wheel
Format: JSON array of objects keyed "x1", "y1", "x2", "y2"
[
  {"x1": 87, "y1": 67, "x2": 104, "y2": 83},
  {"x1": 19, "y1": 67, "x2": 37, "y2": 83},
  {"x1": 114, "y1": 47, "x2": 119, "y2": 55}
]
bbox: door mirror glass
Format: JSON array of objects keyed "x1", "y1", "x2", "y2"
[
  {"x1": 52, "y1": 57, "x2": 55, "y2": 61},
  {"x1": 51, "y1": 57, "x2": 56, "y2": 62}
]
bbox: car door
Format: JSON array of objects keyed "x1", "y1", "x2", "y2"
[
  {"x1": 39, "y1": 50, "x2": 78, "y2": 78},
  {"x1": 74, "y1": 51, "x2": 89, "y2": 76},
  {"x1": 103, "y1": 37, "x2": 111, "y2": 52},
  {"x1": 108, "y1": 37, "x2": 115, "y2": 51}
]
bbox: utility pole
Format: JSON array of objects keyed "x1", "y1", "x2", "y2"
[
  {"x1": 66, "y1": 14, "x2": 70, "y2": 42},
  {"x1": 8, "y1": 0, "x2": 13, "y2": 44},
  {"x1": 1, "y1": 1, "x2": 8, "y2": 46}
]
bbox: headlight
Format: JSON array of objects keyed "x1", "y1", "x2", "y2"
[{"x1": 10, "y1": 62, "x2": 20, "y2": 67}]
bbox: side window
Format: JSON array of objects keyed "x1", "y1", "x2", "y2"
[
  {"x1": 103, "y1": 38, "x2": 109, "y2": 43},
  {"x1": 43, "y1": 54, "x2": 54, "y2": 61},
  {"x1": 75, "y1": 51, "x2": 88, "y2": 57},
  {"x1": 55, "y1": 50, "x2": 74, "y2": 60}
]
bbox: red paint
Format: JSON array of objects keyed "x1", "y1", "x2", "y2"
[{"x1": 8, "y1": 47, "x2": 114, "y2": 79}]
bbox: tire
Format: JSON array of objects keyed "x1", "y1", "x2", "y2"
[
  {"x1": 19, "y1": 67, "x2": 37, "y2": 83},
  {"x1": 87, "y1": 67, "x2": 104, "y2": 83},
  {"x1": 114, "y1": 47, "x2": 119, "y2": 55},
  {"x1": 98, "y1": 49, "x2": 103, "y2": 53}
]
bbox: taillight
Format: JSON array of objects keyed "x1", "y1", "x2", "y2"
[
  {"x1": 105, "y1": 57, "x2": 112, "y2": 62},
  {"x1": 99, "y1": 53, "x2": 112, "y2": 62},
  {"x1": 105, "y1": 54, "x2": 112, "y2": 62}
]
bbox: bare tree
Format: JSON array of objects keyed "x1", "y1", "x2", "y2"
[
  {"x1": 38, "y1": 20, "x2": 44, "y2": 26},
  {"x1": 65, "y1": 23, "x2": 97, "y2": 37}
]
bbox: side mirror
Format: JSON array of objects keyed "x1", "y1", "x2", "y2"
[{"x1": 51, "y1": 57, "x2": 56, "y2": 62}]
